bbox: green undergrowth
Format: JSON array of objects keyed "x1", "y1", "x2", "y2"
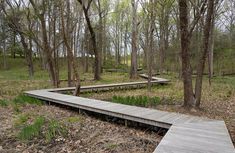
[
  {"x1": 15, "y1": 113, "x2": 32, "y2": 127},
  {"x1": 45, "y1": 119, "x2": 67, "y2": 142},
  {"x1": 18, "y1": 116, "x2": 45, "y2": 141},
  {"x1": 17, "y1": 115, "x2": 67, "y2": 142},
  {"x1": 13, "y1": 94, "x2": 43, "y2": 106},
  {"x1": 105, "y1": 143, "x2": 118, "y2": 150},
  {"x1": 112, "y1": 95, "x2": 161, "y2": 107},
  {"x1": 0, "y1": 99, "x2": 9, "y2": 107},
  {"x1": 65, "y1": 116, "x2": 82, "y2": 123},
  {"x1": 0, "y1": 94, "x2": 44, "y2": 113}
]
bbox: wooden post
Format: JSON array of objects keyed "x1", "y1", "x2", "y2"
[{"x1": 125, "y1": 120, "x2": 128, "y2": 127}]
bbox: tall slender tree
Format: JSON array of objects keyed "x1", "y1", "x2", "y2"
[
  {"x1": 179, "y1": 0, "x2": 207, "y2": 107},
  {"x1": 77, "y1": 0, "x2": 101, "y2": 80},
  {"x1": 195, "y1": 0, "x2": 215, "y2": 107},
  {"x1": 130, "y1": 0, "x2": 138, "y2": 79}
]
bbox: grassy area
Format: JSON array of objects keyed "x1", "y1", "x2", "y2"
[
  {"x1": 112, "y1": 95, "x2": 161, "y2": 107},
  {"x1": 18, "y1": 116, "x2": 45, "y2": 141},
  {"x1": 0, "y1": 57, "x2": 235, "y2": 144}
]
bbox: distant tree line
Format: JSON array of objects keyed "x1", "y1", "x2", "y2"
[{"x1": 0, "y1": 0, "x2": 234, "y2": 107}]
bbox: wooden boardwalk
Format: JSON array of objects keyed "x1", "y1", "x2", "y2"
[
  {"x1": 46, "y1": 79, "x2": 170, "y2": 92},
  {"x1": 139, "y1": 74, "x2": 171, "y2": 83},
  {"x1": 25, "y1": 81, "x2": 234, "y2": 153}
]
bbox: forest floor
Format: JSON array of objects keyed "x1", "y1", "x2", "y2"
[
  {"x1": 0, "y1": 69, "x2": 235, "y2": 152},
  {"x1": 0, "y1": 105, "x2": 160, "y2": 153}
]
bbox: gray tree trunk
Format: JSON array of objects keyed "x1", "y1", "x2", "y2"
[
  {"x1": 179, "y1": 0, "x2": 196, "y2": 107},
  {"x1": 195, "y1": 0, "x2": 215, "y2": 107},
  {"x1": 130, "y1": 0, "x2": 138, "y2": 79}
]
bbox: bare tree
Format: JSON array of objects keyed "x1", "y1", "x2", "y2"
[
  {"x1": 179, "y1": 0, "x2": 207, "y2": 107},
  {"x1": 130, "y1": 0, "x2": 138, "y2": 79},
  {"x1": 0, "y1": 1, "x2": 7, "y2": 70},
  {"x1": 29, "y1": 0, "x2": 59, "y2": 87},
  {"x1": 2, "y1": 0, "x2": 34, "y2": 78},
  {"x1": 60, "y1": 1, "x2": 81, "y2": 96},
  {"x1": 195, "y1": 0, "x2": 215, "y2": 107},
  {"x1": 146, "y1": 0, "x2": 155, "y2": 91},
  {"x1": 77, "y1": 0, "x2": 101, "y2": 80}
]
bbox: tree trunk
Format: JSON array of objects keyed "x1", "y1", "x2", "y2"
[
  {"x1": 97, "y1": 0, "x2": 104, "y2": 73},
  {"x1": 60, "y1": 2, "x2": 81, "y2": 96},
  {"x1": 195, "y1": 0, "x2": 215, "y2": 107},
  {"x1": 66, "y1": 1, "x2": 73, "y2": 87},
  {"x1": 208, "y1": 11, "x2": 215, "y2": 85},
  {"x1": 148, "y1": 0, "x2": 154, "y2": 92},
  {"x1": 130, "y1": 0, "x2": 138, "y2": 79},
  {"x1": 29, "y1": 0, "x2": 58, "y2": 87},
  {"x1": 179, "y1": 0, "x2": 195, "y2": 107},
  {"x1": 78, "y1": 0, "x2": 101, "y2": 80},
  {"x1": 2, "y1": 16, "x2": 7, "y2": 70},
  {"x1": 159, "y1": 25, "x2": 165, "y2": 75},
  {"x1": 18, "y1": 32, "x2": 34, "y2": 78},
  {"x1": 28, "y1": 38, "x2": 34, "y2": 78},
  {"x1": 41, "y1": 16, "x2": 58, "y2": 87},
  {"x1": 3, "y1": 36, "x2": 7, "y2": 70}
]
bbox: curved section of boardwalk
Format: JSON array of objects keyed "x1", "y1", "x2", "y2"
[{"x1": 25, "y1": 81, "x2": 235, "y2": 153}]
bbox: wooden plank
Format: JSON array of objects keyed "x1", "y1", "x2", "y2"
[
  {"x1": 47, "y1": 80, "x2": 168, "y2": 92},
  {"x1": 154, "y1": 121, "x2": 235, "y2": 153}
]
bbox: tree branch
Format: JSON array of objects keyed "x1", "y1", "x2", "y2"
[{"x1": 188, "y1": 0, "x2": 207, "y2": 38}]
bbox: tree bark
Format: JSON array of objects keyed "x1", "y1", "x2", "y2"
[
  {"x1": 148, "y1": 0, "x2": 155, "y2": 92},
  {"x1": 60, "y1": 2, "x2": 81, "y2": 96},
  {"x1": 208, "y1": 11, "x2": 215, "y2": 85},
  {"x1": 179, "y1": 0, "x2": 195, "y2": 107},
  {"x1": 66, "y1": 0, "x2": 73, "y2": 87},
  {"x1": 78, "y1": 0, "x2": 101, "y2": 80},
  {"x1": 2, "y1": 23, "x2": 7, "y2": 70},
  {"x1": 29, "y1": 0, "x2": 58, "y2": 87},
  {"x1": 130, "y1": 0, "x2": 138, "y2": 79},
  {"x1": 195, "y1": 0, "x2": 215, "y2": 107}
]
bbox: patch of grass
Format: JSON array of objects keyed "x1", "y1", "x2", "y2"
[
  {"x1": 112, "y1": 95, "x2": 161, "y2": 107},
  {"x1": 13, "y1": 94, "x2": 43, "y2": 106},
  {"x1": 14, "y1": 113, "x2": 31, "y2": 127},
  {"x1": 213, "y1": 76, "x2": 235, "y2": 87},
  {"x1": 65, "y1": 116, "x2": 81, "y2": 123},
  {"x1": 0, "y1": 99, "x2": 9, "y2": 107},
  {"x1": 105, "y1": 143, "x2": 118, "y2": 150},
  {"x1": 45, "y1": 120, "x2": 67, "y2": 143},
  {"x1": 12, "y1": 103, "x2": 21, "y2": 113},
  {"x1": 10, "y1": 94, "x2": 43, "y2": 113},
  {"x1": 17, "y1": 115, "x2": 67, "y2": 143},
  {"x1": 18, "y1": 116, "x2": 45, "y2": 141}
]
